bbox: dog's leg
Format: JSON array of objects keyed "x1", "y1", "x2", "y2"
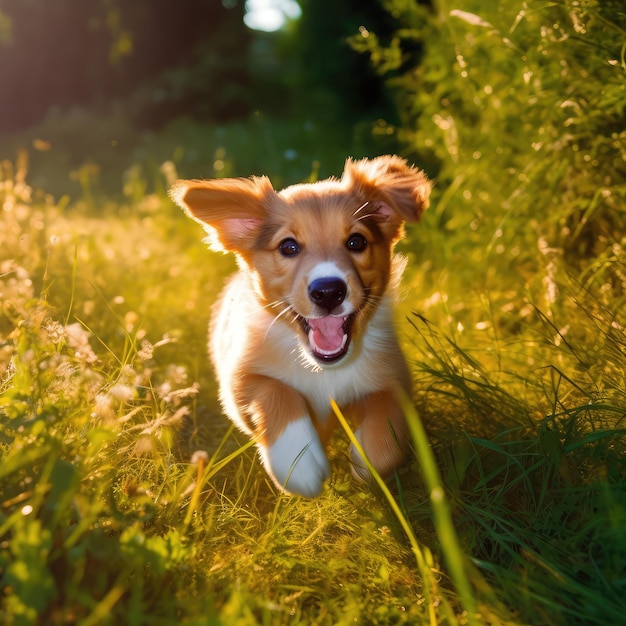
[
  {"x1": 260, "y1": 417, "x2": 330, "y2": 498},
  {"x1": 235, "y1": 375, "x2": 330, "y2": 497},
  {"x1": 345, "y1": 390, "x2": 410, "y2": 483}
]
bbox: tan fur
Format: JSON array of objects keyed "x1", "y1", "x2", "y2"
[{"x1": 171, "y1": 155, "x2": 430, "y2": 496}]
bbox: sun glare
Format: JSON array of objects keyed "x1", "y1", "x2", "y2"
[{"x1": 244, "y1": 0, "x2": 301, "y2": 32}]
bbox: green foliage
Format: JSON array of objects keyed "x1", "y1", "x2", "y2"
[
  {"x1": 351, "y1": 1, "x2": 626, "y2": 624},
  {"x1": 1, "y1": 1, "x2": 626, "y2": 623},
  {"x1": 355, "y1": 0, "x2": 626, "y2": 262},
  {"x1": 0, "y1": 157, "x2": 463, "y2": 625},
  {"x1": 0, "y1": 159, "x2": 212, "y2": 624}
]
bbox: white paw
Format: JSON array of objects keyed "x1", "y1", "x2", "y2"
[{"x1": 261, "y1": 417, "x2": 330, "y2": 498}]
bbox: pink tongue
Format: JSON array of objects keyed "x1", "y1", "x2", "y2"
[{"x1": 308, "y1": 316, "x2": 345, "y2": 352}]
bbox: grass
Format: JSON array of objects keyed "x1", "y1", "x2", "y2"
[{"x1": 1, "y1": 108, "x2": 625, "y2": 624}]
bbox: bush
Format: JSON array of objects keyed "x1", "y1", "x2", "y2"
[
  {"x1": 351, "y1": 3, "x2": 626, "y2": 623},
  {"x1": 353, "y1": 0, "x2": 626, "y2": 265}
]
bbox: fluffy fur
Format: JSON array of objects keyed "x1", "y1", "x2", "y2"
[{"x1": 170, "y1": 155, "x2": 430, "y2": 497}]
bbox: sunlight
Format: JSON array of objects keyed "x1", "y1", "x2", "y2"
[{"x1": 244, "y1": 0, "x2": 301, "y2": 32}]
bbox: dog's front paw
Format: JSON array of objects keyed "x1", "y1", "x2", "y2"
[{"x1": 260, "y1": 417, "x2": 330, "y2": 498}]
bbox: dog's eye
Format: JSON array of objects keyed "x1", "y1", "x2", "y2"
[
  {"x1": 279, "y1": 238, "x2": 301, "y2": 257},
  {"x1": 346, "y1": 233, "x2": 367, "y2": 253}
]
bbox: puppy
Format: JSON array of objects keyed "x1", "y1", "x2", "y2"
[{"x1": 171, "y1": 155, "x2": 430, "y2": 497}]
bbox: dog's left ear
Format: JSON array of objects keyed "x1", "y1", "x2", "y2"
[
  {"x1": 170, "y1": 176, "x2": 275, "y2": 253},
  {"x1": 342, "y1": 155, "x2": 431, "y2": 224}
]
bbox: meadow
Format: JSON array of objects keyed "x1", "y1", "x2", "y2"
[{"x1": 1, "y1": 1, "x2": 626, "y2": 625}]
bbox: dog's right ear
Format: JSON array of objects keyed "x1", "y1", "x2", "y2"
[{"x1": 169, "y1": 176, "x2": 274, "y2": 253}]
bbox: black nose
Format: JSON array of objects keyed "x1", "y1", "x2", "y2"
[{"x1": 308, "y1": 278, "x2": 347, "y2": 312}]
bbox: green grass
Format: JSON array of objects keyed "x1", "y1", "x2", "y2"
[
  {"x1": 1, "y1": 125, "x2": 624, "y2": 625},
  {"x1": 0, "y1": 151, "x2": 451, "y2": 625},
  {"x1": 1, "y1": 0, "x2": 626, "y2": 615}
]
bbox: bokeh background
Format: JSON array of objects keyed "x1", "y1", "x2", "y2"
[{"x1": 0, "y1": 0, "x2": 405, "y2": 193}]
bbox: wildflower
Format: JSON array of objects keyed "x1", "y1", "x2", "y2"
[
  {"x1": 0, "y1": 261, "x2": 34, "y2": 301},
  {"x1": 109, "y1": 384, "x2": 135, "y2": 402},
  {"x1": 163, "y1": 364, "x2": 188, "y2": 385},
  {"x1": 64, "y1": 323, "x2": 98, "y2": 364},
  {"x1": 119, "y1": 364, "x2": 137, "y2": 383},
  {"x1": 44, "y1": 319, "x2": 65, "y2": 344},
  {"x1": 124, "y1": 311, "x2": 139, "y2": 332},
  {"x1": 133, "y1": 434, "x2": 157, "y2": 457},
  {"x1": 140, "y1": 406, "x2": 189, "y2": 436},
  {"x1": 158, "y1": 381, "x2": 200, "y2": 405},
  {"x1": 137, "y1": 340, "x2": 154, "y2": 362},
  {"x1": 191, "y1": 450, "x2": 209, "y2": 465},
  {"x1": 40, "y1": 354, "x2": 75, "y2": 380},
  {"x1": 93, "y1": 392, "x2": 114, "y2": 421}
]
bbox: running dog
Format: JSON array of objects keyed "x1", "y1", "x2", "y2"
[{"x1": 170, "y1": 155, "x2": 430, "y2": 497}]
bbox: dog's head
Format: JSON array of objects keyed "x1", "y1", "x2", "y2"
[{"x1": 171, "y1": 155, "x2": 430, "y2": 366}]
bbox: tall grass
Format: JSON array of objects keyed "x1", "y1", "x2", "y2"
[
  {"x1": 2, "y1": 1, "x2": 626, "y2": 623},
  {"x1": 2, "y1": 135, "x2": 624, "y2": 624},
  {"x1": 362, "y1": 3, "x2": 626, "y2": 618},
  {"x1": 0, "y1": 155, "x2": 471, "y2": 625}
]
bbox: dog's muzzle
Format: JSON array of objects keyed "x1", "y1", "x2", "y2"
[{"x1": 298, "y1": 277, "x2": 355, "y2": 363}]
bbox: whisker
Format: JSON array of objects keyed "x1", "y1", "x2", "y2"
[
  {"x1": 355, "y1": 212, "x2": 380, "y2": 223},
  {"x1": 276, "y1": 305, "x2": 295, "y2": 321},
  {"x1": 264, "y1": 300, "x2": 286, "y2": 312},
  {"x1": 360, "y1": 294, "x2": 384, "y2": 316},
  {"x1": 265, "y1": 300, "x2": 300, "y2": 321},
  {"x1": 263, "y1": 302, "x2": 301, "y2": 343},
  {"x1": 352, "y1": 201, "x2": 370, "y2": 217}
]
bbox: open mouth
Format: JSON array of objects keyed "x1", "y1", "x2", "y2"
[{"x1": 298, "y1": 313, "x2": 356, "y2": 362}]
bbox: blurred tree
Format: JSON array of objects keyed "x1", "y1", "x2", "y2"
[
  {"x1": 0, "y1": 0, "x2": 251, "y2": 132},
  {"x1": 241, "y1": 0, "x2": 412, "y2": 167},
  {"x1": 288, "y1": 0, "x2": 404, "y2": 125}
]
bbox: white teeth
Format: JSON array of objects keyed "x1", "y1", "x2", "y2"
[{"x1": 308, "y1": 331, "x2": 348, "y2": 356}]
